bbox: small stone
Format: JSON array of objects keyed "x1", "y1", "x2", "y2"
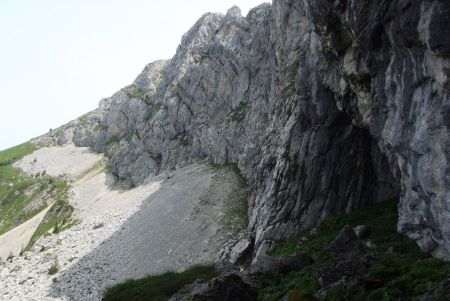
[
  {"x1": 353, "y1": 225, "x2": 371, "y2": 239},
  {"x1": 365, "y1": 240, "x2": 376, "y2": 249}
]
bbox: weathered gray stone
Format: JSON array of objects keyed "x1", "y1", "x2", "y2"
[
  {"x1": 35, "y1": 0, "x2": 450, "y2": 261},
  {"x1": 228, "y1": 237, "x2": 252, "y2": 265},
  {"x1": 249, "y1": 253, "x2": 314, "y2": 276}
]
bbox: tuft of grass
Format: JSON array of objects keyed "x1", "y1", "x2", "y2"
[
  {"x1": 78, "y1": 115, "x2": 88, "y2": 126},
  {"x1": 128, "y1": 86, "x2": 148, "y2": 102},
  {"x1": 144, "y1": 103, "x2": 162, "y2": 121},
  {"x1": 103, "y1": 265, "x2": 218, "y2": 301},
  {"x1": 252, "y1": 200, "x2": 450, "y2": 301},
  {"x1": 230, "y1": 102, "x2": 249, "y2": 122},
  {"x1": 48, "y1": 259, "x2": 59, "y2": 275}
]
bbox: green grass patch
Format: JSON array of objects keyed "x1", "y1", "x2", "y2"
[
  {"x1": 128, "y1": 86, "x2": 148, "y2": 102},
  {"x1": 0, "y1": 142, "x2": 74, "y2": 247},
  {"x1": 103, "y1": 265, "x2": 218, "y2": 301},
  {"x1": 0, "y1": 142, "x2": 36, "y2": 165},
  {"x1": 208, "y1": 162, "x2": 249, "y2": 231},
  {"x1": 48, "y1": 259, "x2": 59, "y2": 275},
  {"x1": 230, "y1": 102, "x2": 249, "y2": 122},
  {"x1": 0, "y1": 142, "x2": 46, "y2": 234},
  {"x1": 253, "y1": 200, "x2": 450, "y2": 301},
  {"x1": 78, "y1": 115, "x2": 88, "y2": 126},
  {"x1": 144, "y1": 103, "x2": 162, "y2": 121},
  {"x1": 27, "y1": 188, "x2": 75, "y2": 249}
]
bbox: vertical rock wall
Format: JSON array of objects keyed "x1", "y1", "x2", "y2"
[{"x1": 44, "y1": 0, "x2": 449, "y2": 259}]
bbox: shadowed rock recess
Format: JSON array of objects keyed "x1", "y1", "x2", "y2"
[{"x1": 37, "y1": 0, "x2": 450, "y2": 260}]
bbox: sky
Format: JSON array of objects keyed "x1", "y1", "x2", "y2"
[{"x1": 0, "y1": 0, "x2": 267, "y2": 151}]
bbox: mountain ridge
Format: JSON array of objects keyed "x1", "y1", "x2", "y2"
[{"x1": 32, "y1": 0, "x2": 450, "y2": 263}]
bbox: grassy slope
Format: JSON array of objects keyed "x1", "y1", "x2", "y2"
[
  {"x1": 103, "y1": 265, "x2": 218, "y2": 301},
  {"x1": 253, "y1": 200, "x2": 450, "y2": 301},
  {"x1": 0, "y1": 142, "x2": 40, "y2": 234},
  {"x1": 0, "y1": 142, "x2": 73, "y2": 246}
]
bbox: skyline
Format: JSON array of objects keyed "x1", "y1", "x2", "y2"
[{"x1": 0, "y1": 0, "x2": 266, "y2": 150}]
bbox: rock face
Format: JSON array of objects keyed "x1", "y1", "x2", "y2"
[{"x1": 42, "y1": 1, "x2": 450, "y2": 260}]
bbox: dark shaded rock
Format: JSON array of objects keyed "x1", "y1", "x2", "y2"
[
  {"x1": 229, "y1": 237, "x2": 253, "y2": 265},
  {"x1": 314, "y1": 256, "x2": 378, "y2": 289},
  {"x1": 419, "y1": 277, "x2": 450, "y2": 301},
  {"x1": 327, "y1": 226, "x2": 365, "y2": 258},
  {"x1": 385, "y1": 246, "x2": 403, "y2": 256},
  {"x1": 280, "y1": 290, "x2": 320, "y2": 301},
  {"x1": 249, "y1": 253, "x2": 314, "y2": 276},
  {"x1": 354, "y1": 225, "x2": 371, "y2": 239},
  {"x1": 169, "y1": 280, "x2": 209, "y2": 301},
  {"x1": 426, "y1": 1, "x2": 450, "y2": 56},
  {"x1": 169, "y1": 274, "x2": 257, "y2": 301},
  {"x1": 278, "y1": 253, "x2": 315, "y2": 274}
]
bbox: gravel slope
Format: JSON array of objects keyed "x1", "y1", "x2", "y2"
[
  {"x1": 13, "y1": 144, "x2": 102, "y2": 181},
  {"x1": 0, "y1": 145, "x2": 242, "y2": 301}
]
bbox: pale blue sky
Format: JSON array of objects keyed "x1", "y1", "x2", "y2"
[{"x1": 0, "y1": 0, "x2": 266, "y2": 150}]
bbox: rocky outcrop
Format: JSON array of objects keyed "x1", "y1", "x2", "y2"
[
  {"x1": 169, "y1": 274, "x2": 257, "y2": 301},
  {"x1": 41, "y1": 1, "x2": 450, "y2": 260}
]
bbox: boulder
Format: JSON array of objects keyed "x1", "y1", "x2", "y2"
[
  {"x1": 229, "y1": 238, "x2": 252, "y2": 265},
  {"x1": 249, "y1": 253, "x2": 314, "y2": 276},
  {"x1": 169, "y1": 274, "x2": 257, "y2": 301},
  {"x1": 314, "y1": 256, "x2": 378, "y2": 289},
  {"x1": 327, "y1": 226, "x2": 365, "y2": 258}
]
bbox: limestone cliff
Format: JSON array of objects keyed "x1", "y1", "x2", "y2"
[{"x1": 41, "y1": 0, "x2": 450, "y2": 260}]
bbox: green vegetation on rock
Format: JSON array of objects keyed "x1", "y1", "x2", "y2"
[
  {"x1": 128, "y1": 86, "x2": 148, "y2": 102},
  {"x1": 103, "y1": 265, "x2": 217, "y2": 301},
  {"x1": 48, "y1": 258, "x2": 59, "y2": 275},
  {"x1": 0, "y1": 142, "x2": 37, "y2": 165},
  {"x1": 252, "y1": 200, "x2": 450, "y2": 301},
  {"x1": 144, "y1": 103, "x2": 162, "y2": 121},
  {"x1": 27, "y1": 187, "x2": 74, "y2": 249},
  {"x1": 230, "y1": 102, "x2": 249, "y2": 122},
  {"x1": 208, "y1": 162, "x2": 249, "y2": 231}
]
